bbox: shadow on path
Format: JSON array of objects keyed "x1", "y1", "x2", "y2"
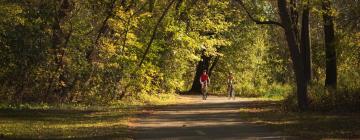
[
  {"x1": 132, "y1": 95, "x2": 360, "y2": 140},
  {"x1": 132, "y1": 96, "x2": 296, "y2": 140}
]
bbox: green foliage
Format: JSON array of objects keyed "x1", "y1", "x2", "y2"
[
  {"x1": 208, "y1": 13, "x2": 292, "y2": 99},
  {"x1": 284, "y1": 83, "x2": 360, "y2": 112},
  {"x1": 295, "y1": 30, "x2": 360, "y2": 112},
  {"x1": 0, "y1": 0, "x2": 358, "y2": 112}
]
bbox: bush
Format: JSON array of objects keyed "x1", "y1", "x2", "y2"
[{"x1": 263, "y1": 84, "x2": 292, "y2": 99}]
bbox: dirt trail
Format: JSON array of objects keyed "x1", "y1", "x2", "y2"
[{"x1": 131, "y1": 95, "x2": 296, "y2": 140}]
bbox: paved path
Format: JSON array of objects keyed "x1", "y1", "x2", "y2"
[{"x1": 131, "y1": 95, "x2": 295, "y2": 140}]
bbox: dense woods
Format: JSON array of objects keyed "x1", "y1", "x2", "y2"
[{"x1": 0, "y1": 0, "x2": 359, "y2": 111}]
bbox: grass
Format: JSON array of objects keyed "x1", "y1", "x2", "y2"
[
  {"x1": 0, "y1": 93, "x2": 180, "y2": 140},
  {"x1": 0, "y1": 106, "x2": 132, "y2": 139},
  {"x1": 130, "y1": 93, "x2": 181, "y2": 105},
  {"x1": 236, "y1": 99, "x2": 360, "y2": 139}
]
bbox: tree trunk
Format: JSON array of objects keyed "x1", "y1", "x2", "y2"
[
  {"x1": 149, "y1": 0, "x2": 156, "y2": 12},
  {"x1": 278, "y1": 0, "x2": 308, "y2": 111},
  {"x1": 290, "y1": 0, "x2": 299, "y2": 41},
  {"x1": 208, "y1": 55, "x2": 219, "y2": 77},
  {"x1": 189, "y1": 50, "x2": 211, "y2": 93},
  {"x1": 300, "y1": 2, "x2": 312, "y2": 82},
  {"x1": 322, "y1": 0, "x2": 337, "y2": 89}
]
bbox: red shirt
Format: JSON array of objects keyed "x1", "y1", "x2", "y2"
[{"x1": 200, "y1": 74, "x2": 209, "y2": 82}]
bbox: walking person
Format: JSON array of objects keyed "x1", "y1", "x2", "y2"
[{"x1": 227, "y1": 72, "x2": 235, "y2": 100}]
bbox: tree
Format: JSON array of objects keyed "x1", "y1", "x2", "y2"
[
  {"x1": 278, "y1": 0, "x2": 309, "y2": 110},
  {"x1": 47, "y1": 0, "x2": 74, "y2": 101},
  {"x1": 322, "y1": 0, "x2": 337, "y2": 89},
  {"x1": 236, "y1": 0, "x2": 310, "y2": 110},
  {"x1": 190, "y1": 50, "x2": 212, "y2": 93},
  {"x1": 300, "y1": 0, "x2": 312, "y2": 82},
  {"x1": 186, "y1": 0, "x2": 232, "y2": 93}
]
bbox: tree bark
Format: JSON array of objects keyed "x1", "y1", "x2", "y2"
[
  {"x1": 149, "y1": 0, "x2": 156, "y2": 12},
  {"x1": 290, "y1": 0, "x2": 300, "y2": 41},
  {"x1": 208, "y1": 55, "x2": 219, "y2": 77},
  {"x1": 235, "y1": 0, "x2": 309, "y2": 110},
  {"x1": 300, "y1": 2, "x2": 312, "y2": 82},
  {"x1": 189, "y1": 50, "x2": 211, "y2": 93},
  {"x1": 278, "y1": 0, "x2": 308, "y2": 111},
  {"x1": 322, "y1": 0, "x2": 337, "y2": 89}
]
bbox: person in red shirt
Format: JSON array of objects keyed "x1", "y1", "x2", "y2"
[{"x1": 199, "y1": 70, "x2": 210, "y2": 89}]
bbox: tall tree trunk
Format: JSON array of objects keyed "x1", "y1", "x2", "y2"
[
  {"x1": 278, "y1": 0, "x2": 308, "y2": 111},
  {"x1": 290, "y1": 0, "x2": 299, "y2": 40},
  {"x1": 235, "y1": 0, "x2": 309, "y2": 110},
  {"x1": 322, "y1": 0, "x2": 337, "y2": 89},
  {"x1": 300, "y1": 1, "x2": 312, "y2": 82},
  {"x1": 189, "y1": 50, "x2": 211, "y2": 93}
]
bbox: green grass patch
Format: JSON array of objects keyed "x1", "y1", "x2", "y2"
[
  {"x1": 122, "y1": 93, "x2": 180, "y2": 106},
  {"x1": 0, "y1": 93, "x2": 180, "y2": 139},
  {"x1": 0, "y1": 105, "x2": 132, "y2": 139}
]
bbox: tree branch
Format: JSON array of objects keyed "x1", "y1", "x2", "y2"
[
  {"x1": 138, "y1": 0, "x2": 177, "y2": 67},
  {"x1": 87, "y1": 0, "x2": 117, "y2": 62},
  {"x1": 235, "y1": 0, "x2": 284, "y2": 29},
  {"x1": 208, "y1": 55, "x2": 220, "y2": 77}
]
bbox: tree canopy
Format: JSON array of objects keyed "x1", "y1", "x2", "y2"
[{"x1": 0, "y1": 0, "x2": 359, "y2": 111}]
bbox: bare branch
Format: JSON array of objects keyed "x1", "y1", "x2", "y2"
[{"x1": 235, "y1": 0, "x2": 284, "y2": 29}]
